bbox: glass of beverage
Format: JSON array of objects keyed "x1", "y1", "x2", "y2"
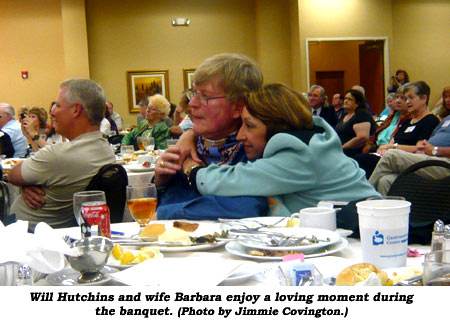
[
  {"x1": 423, "y1": 250, "x2": 450, "y2": 286},
  {"x1": 121, "y1": 145, "x2": 134, "y2": 164},
  {"x1": 146, "y1": 137, "x2": 155, "y2": 152},
  {"x1": 126, "y1": 184, "x2": 157, "y2": 227},
  {"x1": 137, "y1": 136, "x2": 149, "y2": 151},
  {"x1": 73, "y1": 191, "x2": 111, "y2": 238}
]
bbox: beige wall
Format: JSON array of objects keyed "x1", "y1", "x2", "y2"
[
  {"x1": 0, "y1": 0, "x2": 65, "y2": 110},
  {"x1": 297, "y1": 0, "x2": 393, "y2": 93},
  {"x1": 391, "y1": 0, "x2": 450, "y2": 106},
  {"x1": 86, "y1": 0, "x2": 293, "y2": 126}
]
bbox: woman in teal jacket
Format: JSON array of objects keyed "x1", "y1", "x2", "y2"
[{"x1": 183, "y1": 83, "x2": 379, "y2": 215}]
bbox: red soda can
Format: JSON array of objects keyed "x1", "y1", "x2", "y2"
[{"x1": 81, "y1": 201, "x2": 111, "y2": 238}]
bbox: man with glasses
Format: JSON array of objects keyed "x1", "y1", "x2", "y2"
[
  {"x1": 154, "y1": 53, "x2": 268, "y2": 219},
  {"x1": 7, "y1": 79, "x2": 115, "y2": 231},
  {"x1": 308, "y1": 85, "x2": 338, "y2": 127},
  {"x1": 0, "y1": 103, "x2": 28, "y2": 157}
]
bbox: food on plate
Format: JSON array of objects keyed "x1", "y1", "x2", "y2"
[
  {"x1": 173, "y1": 221, "x2": 199, "y2": 232},
  {"x1": 390, "y1": 268, "x2": 423, "y2": 285},
  {"x1": 336, "y1": 263, "x2": 390, "y2": 286},
  {"x1": 3, "y1": 159, "x2": 19, "y2": 165},
  {"x1": 158, "y1": 227, "x2": 192, "y2": 243},
  {"x1": 191, "y1": 230, "x2": 228, "y2": 243},
  {"x1": 286, "y1": 218, "x2": 299, "y2": 227},
  {"x1": 248, "y1": 249, "x2": 299, "y2": 257},
  {"x1": 140, "y1": 223, "x2": 165, "y2": 237},
  {"x1": 142, "y1": 161, "x2": 150, "y2": 168},
  {"x1": 111, "y1": 244, "x2": 162, "y2": 265}
]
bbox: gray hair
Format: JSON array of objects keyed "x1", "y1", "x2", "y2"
[
  {"x1": 60, "y1": 79, "x2": 105, "y2": 125},
  {"x1": 149, "y1": 94, "x2": 171, "y2": 116},
  {"x1": 404, "y1": 80, "x2": 431, "y2": 106},
  {"x1": 386, "y1": 92, "x2": 396, "y2": 102},
  {"x1": 352, "y1": 85, "x2": 365, "y2": 96},
  {"x1": 138, "y1": 98, "x2": 149, "y2": 107},
  {"x1": 309, "y1": 85, "x2": 327, "y2": 99},
  {"x1": 0, "y1": 103, "x2": 16, "y2": 119}
]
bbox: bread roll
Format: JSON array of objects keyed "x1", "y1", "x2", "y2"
[{"x1": 336, "y1": 263, "x2": 388, "y2": 286}]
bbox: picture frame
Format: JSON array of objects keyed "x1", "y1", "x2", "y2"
[
  {"x1": 126, "y1": 70, "x2": 170, "y2": 113},
  {"x1": 183, "y1": 68, "x2": 196, "y2": 90}
]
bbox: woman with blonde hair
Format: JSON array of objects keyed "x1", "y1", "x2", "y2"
[
  {"x1": 176, "y1": 83, "x2": 378, "y2": 215},
  {"x1": 122, "y1": 94, "x2": 170, "y2": 149}
]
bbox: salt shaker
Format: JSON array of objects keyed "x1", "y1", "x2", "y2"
[
  {"x1": 444, "y1": 225, "x2": 450, "y2": 251},
  {"x1": 17, "y1": 264, "x2": 33, "y2": 286},
  {"x1": 431, "y1": 220, "x2": 445, "y2": 254}
]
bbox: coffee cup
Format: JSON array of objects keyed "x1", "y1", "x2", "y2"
[
  {"x1": 356, "y1": 199, "x2": 410, "y2": 269},
  {"x1": 290, "y1": 207, "x2": 337, "y2": 231}
]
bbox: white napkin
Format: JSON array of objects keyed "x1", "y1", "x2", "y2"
[
  {"x1": 0, "y1": 220, "x2": 74, "y2": 274},
  {"x1": 108, "y1": 256, "x2": 243, "y2": 286}
]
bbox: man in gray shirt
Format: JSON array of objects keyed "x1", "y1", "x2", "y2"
[{"x1": 8, "y1": 79, "x2": 116, "y2": 230}]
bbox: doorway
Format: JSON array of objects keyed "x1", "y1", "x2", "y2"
[{"x1": 306, "y1": 37, "x2": 389, "y2": 115}]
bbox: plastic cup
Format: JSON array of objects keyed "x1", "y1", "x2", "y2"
[{"x1": 356, "y1": 199, "x2": 411, "y2": 269}]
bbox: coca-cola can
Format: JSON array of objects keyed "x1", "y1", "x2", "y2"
[{"x1": 81, "y1": 201, "x2": 111, "y2": 238}]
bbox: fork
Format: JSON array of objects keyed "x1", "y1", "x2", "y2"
[{"x1": 218, "y1": 217, "x2": 288, "y2": 230}]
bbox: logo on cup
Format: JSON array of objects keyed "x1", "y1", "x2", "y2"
[{"x1": 372, "y1": 230, "x2": 384, "y2": 246}]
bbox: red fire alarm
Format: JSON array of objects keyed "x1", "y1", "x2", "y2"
[{"x1": 21, "y1": 71, "x2": 29, "y2": 79}]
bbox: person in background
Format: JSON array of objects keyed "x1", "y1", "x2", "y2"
[
  {"x1": 332, "y1": 93, "x2": 346, "y2": 121},
  {"x1": 181, "y1": 83, "x2": 379, "y2": 215},
  {"x1": 431, "y1": 86, "x2": 450, "y2": 121},
  {"x1": 155, "y1": 53, "x2": 268, "y2": 219},
  {"x1": 45, "y1": 102, "x2": 67, "y2": 145},
  {"x1": 387, "y1": 69, "x2": 409, "y2": 94},
  {"x1": 162, "y1": 103, "x2": 175, "y2": 128},
  {"x1": 335, "y1": 89, "x2": 378, "y2": 157},
  {"x1": 122, "y1": 94, "x2": 170, "y2": 150},
  {"x1": 378, "y1": 92, "x2": 396, "y2": 121},
  {"x1": 0, "y1": 103, "x2": 28, "y2": 157},
  {"x1": 7, "y1": 78, "x2": 116, "y2": 231},
  {"x1": 0, "y1": 129, "x2": 14, "y2": 158},
  {"x1": 307, "y1": 85, "x2": 337, "y2": 127},
  {"x1": 100, "y1": 106, "x2": 118, "y2": 136},
  {"x1": 136, "y1": 98, "x2": 149, "y2": 125},
  {"x1": 169, "y1": 92, "x2": 193, "y2": 138},
  {"x1": 17, "y1": 106, "x2": 29, "y2": 124},
  {"x1": 21, "y1": 106, "x2": 49, "y2": 153},
  {"x1": 352, "y1": 85, "x2": 372, "y2": 115},
  {"x1": 106, "y1": 101, "x2": 122, "y2": 131}
]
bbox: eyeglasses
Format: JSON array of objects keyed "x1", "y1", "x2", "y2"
[{"x1": 186, "y1": 88, "x2": 226, "y2": 106}]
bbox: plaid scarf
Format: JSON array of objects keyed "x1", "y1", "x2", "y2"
[{"x1": 196, "y1": 131, "x2": 243, "y2": 165}]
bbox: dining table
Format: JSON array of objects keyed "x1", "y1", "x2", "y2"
[{"x1": 38, "y1": 219, "x2": 430, "y2": 287}]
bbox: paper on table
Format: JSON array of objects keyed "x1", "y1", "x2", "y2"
[
  {"x1": 0, "y1": 221, "x2": 73, "y2": 274},
  {"x1": 107, "y1": 257, "x2": 243, "y2": 286}
]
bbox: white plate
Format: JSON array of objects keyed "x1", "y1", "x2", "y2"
[
  {"x1": 237, "y1": 227, "x2": 341, "y2": 253},
  {"x1": 219, "y1": 261, "x2": 259, "y2": 286},
  {"x1": 46, "y1": 266, "x2": 118, "y2": 286},
  {"x1": 1, "y1": 158, "x2": 24, "y2": 170},
  {"x1": 124, "y1": 163, "x2": 155, "y2": 172},
  {"x1": 225, "y1": 237, "x2": 348, "y2": 261},
  {"x1": 107, "y1": 249, "x2": 164, "y2": 270}
]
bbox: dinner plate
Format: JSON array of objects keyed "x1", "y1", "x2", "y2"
[
  {"x1": 107, "y1": 250, "x2": 164, "y2": 270},
  {"x1": 225, "y1": 237, "x2": 349, "y2": 261},
  {"x1": 46, "y1": 266, "x2": 118, "y2": 286},
  {"x1": 237, "y1": 227, "x2": 341, "y2": 253},
  {"x1": 219, "y1": 261, "x2": 259, "y2": 286},
  {"x1": 1, "y1": 158, "x2": 24, "y2": 170},
  {"x1": 124, "y1": 163, "x2": 155, "y2": 172}
]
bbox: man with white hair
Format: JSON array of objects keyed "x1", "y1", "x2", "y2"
[
  {"x1": 0, "y1": 103, "x2": 28, "y2": 157},
  {"x1": 8, "y1": 79, "x2": 116, "y2": 231},
  {"x1": 308, "y1": 85, "x2": 338, "y2": 127}
]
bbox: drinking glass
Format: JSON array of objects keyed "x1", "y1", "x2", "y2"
[
  {"x1": 147, "y1": 137, "x2": 155, "y2": 151},
  {"x1": 137, "y1": 136, "x2": 149, "y2": 151},
  {"x1": 121, "y1": 145, "x2": 134, "y2": 164},
  {"x1": 126, "y1": 184, "x2": 157, "y2": 227},
  {"x1": 167, "y1": 138, "x2": 178, "y2": 147},
  {"x1": 423, "y1": 250, "x2": 450, "y2": 286},
  {"x1": 73, "y1": 191, "x2": 106, "y2": 226}
]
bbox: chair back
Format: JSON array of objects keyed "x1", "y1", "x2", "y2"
[
  {"x1": 388, "y1": 159, "x2": 450, "y2": 244},
  {"x1": 0, "y1": 181, "x2": 10, "y2": 222},
  {"x1": 86, "y1": 164, "x2": 128, "y2": 223}
]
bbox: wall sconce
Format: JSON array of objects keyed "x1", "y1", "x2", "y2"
[{"x1": 172, "y1": 18, "x2": 190, "y2": 26}]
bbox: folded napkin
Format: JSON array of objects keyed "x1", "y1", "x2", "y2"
[
  {"x1": 0, "y1": 220, "x2": 74, "y2": 274},
  {"x1": 108, "y1": 255, "x2": 243, "y2": 286}
]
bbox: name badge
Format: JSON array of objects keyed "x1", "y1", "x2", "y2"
[
  {"x1": 405, "y1": 126, "x2": 416, "y2": 133},
  {"x1": 443, "y1": 120, "x2": 450, "y2": 128}
]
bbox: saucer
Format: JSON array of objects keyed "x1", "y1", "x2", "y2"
[{"x1": 46, "y1": 266, "x2": 118, "y2": 286}]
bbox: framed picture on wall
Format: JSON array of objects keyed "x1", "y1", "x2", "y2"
[
  {"x1": 126, "y1": 70, "x2": 170, "y2": 113},
  {"x1": 183, "y1": 68, "x2": 196, "y2": 90}
]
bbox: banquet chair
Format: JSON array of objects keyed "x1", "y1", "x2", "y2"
[
  {"x1": 387, "y1": 159, "x2": 450, "y2": 244},
  {"x1": 0, "y1": 180, "x2": 10, "y2": 222},
  {"x1": 86, "y1": 164, "x2": 128, "y2": 223}
]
